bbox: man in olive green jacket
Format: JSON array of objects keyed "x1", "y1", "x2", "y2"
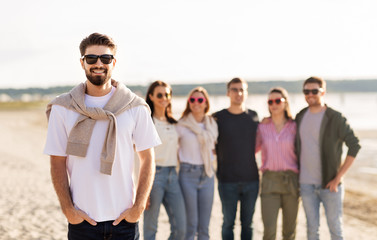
[{"x1": 295, "y1": 76, "x2": 361, "y2": 240}]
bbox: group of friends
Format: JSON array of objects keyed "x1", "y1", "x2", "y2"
[{"x1": 44, "y1": 32, "x2": 361, "y2": 240}]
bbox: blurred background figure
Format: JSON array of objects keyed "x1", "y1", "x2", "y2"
[
  {"x1": 143, "y1": 81, "x2": 186, "y2": 240},
  {"x1": 256, "y1": 87, "x2": 299, "y2": 240},
  {"x1": 296, "y1": 77, "x2": 361, "y2": 240},
  {"x1": 177, "y1": 87, "x2": 218, "y2": 240},
  {"x1": 213, "y1": 78, "x2": 259, "y2": 240}
]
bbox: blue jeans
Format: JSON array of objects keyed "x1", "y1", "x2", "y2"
[
  {"x1": 300, "y1": 184, "x2": 344, "y2": 240},
  {"x1": 218, "y1": 181, "x2": 259, "y2": 240},
  {"x1": 68, "y1": 220, "x2": 139, "y2": 240},
  {"x1": 143, "y1": 166, "x2": 186, "y2": 240},
  {"x1": 179, "y1": 163, "x2": 215, "y2": 240}
]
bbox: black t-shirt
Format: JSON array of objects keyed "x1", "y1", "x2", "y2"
[{"x1": 213, "y1": 109, "x2": 259, "y2": 182}]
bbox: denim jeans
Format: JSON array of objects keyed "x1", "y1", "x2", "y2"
[
  {"x1": 179, "y1": 163, "x2": 215, "y2": 240},
  {"x1": 218, "y1": 181, "x2": 259, "y2": 240},
  {"x1": 300, "y1": 184, "x2": 344, "y2": 240},
  {"x1": 68, "y1": 220, "x2": 139, "y2": 240},
  {"x1": 143, "y1": 166, "x2": 186, "y2": 240}
]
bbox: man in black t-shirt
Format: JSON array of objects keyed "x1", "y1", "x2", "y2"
[{"x1": 213, "y1": 77, "x2": 259, "y2": 240}]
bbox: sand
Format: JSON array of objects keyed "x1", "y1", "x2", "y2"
[{"x1": 0, "y1": 109, "x2": 376, "y2": 240}]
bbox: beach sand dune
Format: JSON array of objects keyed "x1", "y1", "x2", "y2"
[{"x1": 0, "y1": 109, "x2": 376, "y2": 240}]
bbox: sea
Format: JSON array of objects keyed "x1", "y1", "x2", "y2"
[{"x1": 170, "y1": 92, "x2": 377, "y2": 131}]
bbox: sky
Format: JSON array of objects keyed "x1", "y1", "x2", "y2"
[{"x1": 1, "y1": 0, "x2": 377, "y2": 88}]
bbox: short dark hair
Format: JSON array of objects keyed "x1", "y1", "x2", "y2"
[
  {"x1": 227, "y1": 77, "x2": 248, "y2": 89},
  {"x1": 303, "y1": 76, "x2": 326, "y2": 90},
  {"x1": 79, "y1": 33, "x2": 117, "y2": 56}
]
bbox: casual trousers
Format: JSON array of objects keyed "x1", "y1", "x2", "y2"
[
  {"x1": 179, "y1": 163, "x2": 214, "y2": 240},
  {"x1": 218, "y1": 181, "x2": 259, "y2": 240},
  {"x1": 68, "y1": 220, "x2": 139, "y2": 240},
  {"x1": 300, "y1": 184, "x2": 344, "y2": 240},
  {"x1": 143, "y1": 166, "x2": 186, "y2": 240},
  {"x1": 261, "y1": 171, "x2": 299, "y2": 240}
]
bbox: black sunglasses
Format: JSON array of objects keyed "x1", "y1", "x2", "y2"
[
  {"x1": 189, "y1": 97, "x2": 206, "y2": 104},
  {"x1": 268, "y1": 98, "x2": 286, "y2": 105},
  {"x1": 303, "y1": 88, "x2": 323, "y2": 95},
  {"x1": 82, "y1": 54, "x2": 114, "y2": 64},
  {"x1": 156, "y1": 92, "x2": 171, "y2": 99}
]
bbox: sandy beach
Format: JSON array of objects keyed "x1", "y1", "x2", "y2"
[{"x1": 0, "y1": 108, "x2": 376, "y2": 240}]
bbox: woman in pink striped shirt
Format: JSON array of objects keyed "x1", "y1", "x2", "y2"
[{"x1": 256, "y1": 87, "x2": 299, "y2": 240}]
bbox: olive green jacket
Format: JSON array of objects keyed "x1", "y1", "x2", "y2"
[{"x1": 295, "y1": 106, "x2": 361, "y2": 188}]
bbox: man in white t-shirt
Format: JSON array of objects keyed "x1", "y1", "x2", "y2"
[{"x1": 44, "y1": 33, "x2": 161, "y2": 240}]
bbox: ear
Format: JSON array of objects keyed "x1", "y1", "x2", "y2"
[
  {"x1": 80, "y1": 58, "x2": 85, "y2": 69},
  {"x1": 226, "y1": 90, "x2": 230, "y2": 97},
  {"x1": 112, "y1": 58, "x2": 117, "y2": 67}
]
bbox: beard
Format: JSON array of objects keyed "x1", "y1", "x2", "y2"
[
  {"x1": 85, "y1": 67, "x2": 111, "y2": 86},
  {"x1": 306, "y1": 97, "x2": 322, "y2": 107}
]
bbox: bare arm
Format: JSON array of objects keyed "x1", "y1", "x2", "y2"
[
  {"x1": 113, "y1": 148, "x2": 155, "y2": 225},
  {"x1": 326, "y1": 155, "x2": 355, "y2": 192},
  {"x1": 50, "y1": 155, "x2": 96, "y2": 225}
]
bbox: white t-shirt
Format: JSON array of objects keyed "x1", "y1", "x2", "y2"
[
  {"x1": 153, "y1": 118, "x2": 179, "y2": 167},
  {"x1": 44, "y1": 88, "x2": 161, "y2": 222}
]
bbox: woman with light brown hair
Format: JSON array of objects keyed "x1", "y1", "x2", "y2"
[{"x1": 176, "y1": 87, "x2": 218, "y2": 240}]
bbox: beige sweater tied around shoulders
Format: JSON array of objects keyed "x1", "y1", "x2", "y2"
[
  {"x1": 46, "y1": 80, "x2": 149, "y2": 175},
  {"x1": 178, "y1": 113, "x2": 218, "y2": 177}
]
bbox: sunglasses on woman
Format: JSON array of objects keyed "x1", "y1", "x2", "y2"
[
  {"x1": 81, "y1": 54, "x2": 114, "y2": 64},
  {"x1": 155, "y1": 92, "x2": 171, "y2": 99},
  {"x1": 268, "y1": 98, "x2": 286, "y2": 105},
  {"x1": 189, "y1": 97, "x2": 206, "y2": 104}
]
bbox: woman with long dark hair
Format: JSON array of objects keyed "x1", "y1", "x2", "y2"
[
  {"x1": 143, "y1": 81, "x2": 186, "y2": 240},
  {"x1": 176, "y1": 87, "x2": 218, "y2": 240},
  {"x1": 256, "y1": 87, "x2": 299, "y2": 240}
]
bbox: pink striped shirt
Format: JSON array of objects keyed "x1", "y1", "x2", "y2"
[{"x1": 256, "y1": 120, "x2": 298, "y2": 173}]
